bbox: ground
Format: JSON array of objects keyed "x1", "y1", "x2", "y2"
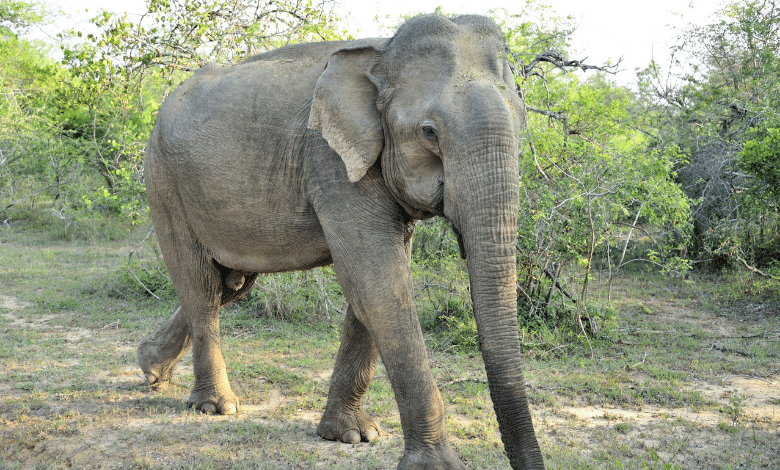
[{"x1": 0, "y1": 232, "x2": 778, "y2": 469}]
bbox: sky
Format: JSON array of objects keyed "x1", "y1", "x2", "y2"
[{"x1": 40, "y1": 0, "x2": 726, "y2": 87}]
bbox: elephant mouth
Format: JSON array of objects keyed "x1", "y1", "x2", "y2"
[
  {"x1": 393, "y1": 184, "x2": 445, "y2": 221},
  {"x1": 396, "y1": 199, "x2": 440, "y2": 221},
  {"x1": 450, "y1": 223, "x2": 466, "y2": 259}
]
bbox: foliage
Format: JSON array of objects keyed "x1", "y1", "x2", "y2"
[
  {"x1": 0, "y1": 0, "x2": 151, "y2": 230},
  {"x1": 243, "y1": 268, "x2": 344, "y2": 324},
  {"x1": 2, "y1": 0, "x2": 346, "y2": 233},
  {"x1": 1, "y1": 1, "x2": 77, "y2": 223},
  {"x1": 496, "y1": 6, "x2": 693, "y2": 333},
  {"x1": 740, "y1": 126, "x2": 780, "y2": 200},
  {"x1": 411, "y1": 226, "x2": 476, "y2": 352},
  {"x1": 637, "y1": 0, "x2": 780, "y2": 270},
  {"x1": 57, "y1": 1, "x2": 341, "y2": 229},
  {"x1": 121, "y1": 228, "x2": 177, "y2": 299},
  {"x1": 60, "y1": 0, "x2": 346, "y2": 77},
  {"x1": 412, "y1": 218, "x2": 461, "y2": 262},
  {"x1": 0, "y1": 0, "x2": 49, "y2": 33}
]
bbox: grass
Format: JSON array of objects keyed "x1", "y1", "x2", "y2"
[{"x1": 0, "y1": 220, "x2": 778, "y2": 468}]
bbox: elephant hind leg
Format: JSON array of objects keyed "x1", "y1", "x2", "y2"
[
  {"x1": 139, "y1": 251, "x2": 241, "y2": 414},
  {"x1": 143, "y1": 182, "x2": 240, "y2": 414},
  {"x1": 154, "y1": 250, "x2": 240, "y2": 414},
  {"x1": 136, "y1": 267, "x2": 251, "y2": 388}
]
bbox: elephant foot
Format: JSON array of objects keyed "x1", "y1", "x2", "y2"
[
  {"x1": 317, "y1": 408, "x2": 381, "y2": 444},
  {"x1": 187, "y1": 385, "x2": 240, "y2": 415},
  {"x1": 397, "y1": 444, "x2": 466, "y2": 470},
  {"x1": 138, "y1": 337, "x2": 185, "y2": 389},
  {"x1": 137, "y1": 307, "x2": 192, "y2": 389}
]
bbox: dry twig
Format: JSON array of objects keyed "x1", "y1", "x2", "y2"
[
  {"x1": 711, "y1": 344, "x2": 756, "y2": 358},
  {"x1": 438, "y1": 378, "x2": 489, "y2": 388}
]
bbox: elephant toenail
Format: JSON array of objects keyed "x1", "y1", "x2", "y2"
[
  {"x1": 201, "y1": 403, "x2": 217, "y2": 414},
  {"x1": 342, "y1": 430, "x2": 360, "y2": 444},
  {"x1": 221, "y1": 403, "x2": 237, "y2": 414},
  {"x1": 365, "y1": 428, "x2": 378, "y2": 441}
]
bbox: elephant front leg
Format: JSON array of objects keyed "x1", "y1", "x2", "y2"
[
  {"x1": 328, "y1": 248, "x2": 464, "y2": 469},
  {"x1": 138, "y1": 306, "x2": 193, "y2": 388},
  {"x1": 318, "y1": 305, "x2": 382, "y2": 443},
  {"x1": 380, "y1": 336, "x2": 464, "y2": 470}
]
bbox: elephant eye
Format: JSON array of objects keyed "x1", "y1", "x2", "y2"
[{"x1": 420, "y1": 124, "x2": 438, "y2": 142}]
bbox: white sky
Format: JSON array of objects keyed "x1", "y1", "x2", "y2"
[{"x1": 39, "y1": 0, "x2": 726, "y2": 86}]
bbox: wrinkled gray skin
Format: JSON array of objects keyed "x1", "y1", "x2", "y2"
[{"x1": 138, "y1": 14, "x2": 545, "y2": 470}]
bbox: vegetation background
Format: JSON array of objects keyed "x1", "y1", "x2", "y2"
[{"x1": 0, "y1": 0, "x2": 778, "y2": 468}]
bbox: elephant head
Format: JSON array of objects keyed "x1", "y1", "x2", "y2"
[{"x1": 309, "y1": 14, "x2": 544, "y2": 469}]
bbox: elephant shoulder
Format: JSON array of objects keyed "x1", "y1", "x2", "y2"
[{"x1": 162, "y1": 62, "x2": 229, "y2": 108}]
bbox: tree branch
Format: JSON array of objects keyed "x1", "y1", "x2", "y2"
[
  {"x1": 526, "y1": 106, "x2": 572, "y2": 135},
  {"x1": 516, "y1": 50, "x2": 621, "y2": 77},
  {"x1": 735, "y1": 254, "x2": 779, "y2": 280}
]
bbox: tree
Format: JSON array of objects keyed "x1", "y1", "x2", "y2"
[
  {"x1": 498, "y1": 6, "x2": 691, "y2": 334},
  {"x1": 63, "y1": 0, "x2": 344, "y2": 74},
  {"x1": 638, "y1": 0, "x2": 780, "y2": 270},
  {"x1": 0, "y1": 0, "x2": 89, "y2": 223},
  {"x1": 52, "y1": 0, "x2": 346, "y2": 226},
  {"x1": 0, "y1": 0, "x2": 48, "y2": 33}
]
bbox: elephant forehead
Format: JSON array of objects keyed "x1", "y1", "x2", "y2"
[
  {"x1": 383, "y1": 41, "x2": 506, "y2": 94},
  {"x1": 453, "y1": 34, "x2": 506, "y2": 75},
  {"x1": 382, "y1": 21, "x2": 505, "y2": 80},
  {"x1": 418, "y1": 34, "x2": 504, "y2": 81}
]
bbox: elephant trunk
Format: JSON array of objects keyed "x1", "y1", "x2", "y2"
[
  {"x1": 445, "y1": 119, "x2": 545, "y2": 469},
  {"x1": 465, "y1": 233, "x2": 544, "y2": 469}
]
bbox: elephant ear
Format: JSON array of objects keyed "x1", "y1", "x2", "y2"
[{"x1": 308, "y1": 46, "x2": 384, "y2": 183}]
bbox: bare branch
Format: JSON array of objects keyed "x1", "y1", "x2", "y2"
[
  {"x1": 711, "y1": 344, "x2": 756, "y2": 358},
  {"x1": 515, "y1": 50, "x2": 621, "y2": 78},
  {"x1": 126, "y1": 266, "x2": 163, "y2": 300},
  {"x1": 438, "y1": 378, "x2": 489, "y2": 388},
  {"x1": 618, "y1": 259, "x2": 683, "y2": 277},
  {"x1": 526, "y1": 106, "x2": 572, "y2": 135},
  {"x1": 734, "y1": 255, "x2": 779, "y2": 280}
]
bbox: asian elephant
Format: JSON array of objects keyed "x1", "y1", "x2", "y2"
[{"x1": 137, "y1": 13, "x2": 545, "y2": 470}]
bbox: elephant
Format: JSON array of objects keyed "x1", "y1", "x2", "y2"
[{"x1": 137, "y1": 13, "x2": 545, "y2": 470}]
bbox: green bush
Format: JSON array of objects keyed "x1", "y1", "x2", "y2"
[
  {"x1": 120, "y1": 229, "x2": 176, "y2": 300},
  {"x1": 242, "y1": 268, "x2": 344, "y2": 324},
  {"x1": 412, "y1": 218, "x2": 460, "y2": 262}
]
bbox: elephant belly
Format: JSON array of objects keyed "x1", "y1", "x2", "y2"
[
  {"x1": 212, "y1": 242, "x2": 333, "y2": 274},
  {"x1": 187, "y1": 201, "x2": 333, "y2": 274}
]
